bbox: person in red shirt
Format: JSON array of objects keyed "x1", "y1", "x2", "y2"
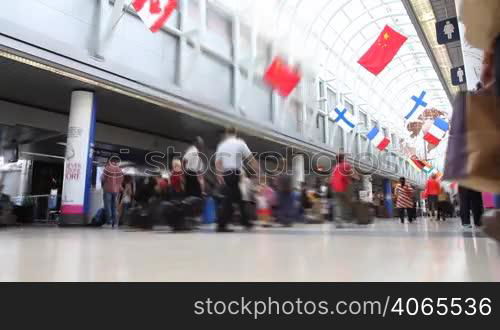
[
  {"x1": 101, "y1": 158, "x2": 124, "y2": 228},
  {"x1": 425, "y1": 174, "x2": 441, "y2": 220},
  {"x1": 330, "y1": 154, "x2": 358, "y2": 225},
  {"x1": 170, "y1": 158, "x2": 184, "y2": 199},
  {"x1": 394, "y1": 177, "x2": 415, "y2": 224}
]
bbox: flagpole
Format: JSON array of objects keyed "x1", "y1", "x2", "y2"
[{"x1": 423, "y1": 138, "x2": 428, "y2": 161}]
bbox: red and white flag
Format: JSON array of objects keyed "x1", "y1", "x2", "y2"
[{"x1": 132, "y1": 0, "x2": 177, "y2": 33}]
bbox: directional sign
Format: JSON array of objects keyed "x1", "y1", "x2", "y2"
[
  {"x1": 451, "y1": 65, "x2": 467, "y2": 86},
  {"x1": 436, "y1": 17, "x2": 460, "y2": 45}
]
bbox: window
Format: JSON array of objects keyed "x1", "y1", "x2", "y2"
[
  {"x1": 207, "y1": 6, "x2": 231, "y2": 43},
  {"x1": 316, "y1": 113, "x2": 326, "y2": 143},
  {"x1": 359, "y1": 111, "x2": 368, "y2": 130},
  {"x1": 391, "y1": 134, "x2": 397, "y2": 149},
  {"x1": 329, "y1": 119, "x2": 344, "y2": 151},
  {"x1": 187, "y1": 0, "x2": 201, "y2": 27},
  {"x1": 327, "y1": 88, "x2": 337, "y2": 113},
  {"x1": 345, "y1": 101, "x2": 354, "y2": 115}
]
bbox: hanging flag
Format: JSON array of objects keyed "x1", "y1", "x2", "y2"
[
  {"x1": 132, "y1": 0, "x2": 178, "y2": 33},
  {"x1": 408, "y1": 155, "x2": 426, "y2": 171},
  {"x1": 263, "y1": 57, "x2": 301, "y2": 97},
  {"x1": 422, "y1": 160, "x2": 434, "y2": 174},
  {"x1": 358, "y1": 25, "x2": 407, "y2": 75},
  {"x1": 366, "y1": 127, "x2": 390, "y2": 151},
  {"x1": 405, "y1": 91, "x2": 428, "y2": 121},
  {"x1": 424, "y1": 118, "x2": 449, "y2": 146},
  {"x1": 331, "y1": 108, "x2": 356, "y2": 132}
]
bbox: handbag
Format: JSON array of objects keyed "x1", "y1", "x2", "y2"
[{"x1": 442, "y1": 86, "x2": 500, "y2": 192}]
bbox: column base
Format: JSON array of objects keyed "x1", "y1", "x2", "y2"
[{"x1": 59, "y1": 214, "x2": 90, "y2": 226}]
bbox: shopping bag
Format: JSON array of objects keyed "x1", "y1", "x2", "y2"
[{"x1": 443, "y1": 89, "x2": 500, "y2": 193}]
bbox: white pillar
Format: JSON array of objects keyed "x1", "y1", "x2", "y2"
[
  {"x1": 18, "y1": 160, "x2": 33, "y2": 196},
  {"x1": 292, "y1": 154, "x2": 305, "y2": 188},
  {"x1": 361, "y1": 175, "x2": 373, "y2": 202},
  {"x1": 60, "y1": 91, "x2": 96, "y2": 225}
]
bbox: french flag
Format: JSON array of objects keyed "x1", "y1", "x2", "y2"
[
  {"x1": 424, "y1": 118, "x2": 449, "y2": 146},
  {"x1": 409, "y1": 155, "x2": 425, "y2": 171},
  {"x1": 366, "y1": 127, "x2": 390, "y2": 151},
  {"x1": 132, "y1": 0, "x2": 177, "y2": 33}
]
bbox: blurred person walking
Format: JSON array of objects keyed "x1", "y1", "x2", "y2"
[
  {"x1": 330, "y1": 153, "x2": 358, "y2": 226},
  {"x1": 239, "y1": 171, "x2": 255, "y2": 221},
  {"x1": 215, "y1": 127, "x2": 260, "y2": 232},
  {"x1": 183, "y1": 136, "x2": 205, "y2": 198},
  {"x1": 437, "y1": 186, "x2": 450, "y2": 222},
  {"x1": 394, "y1": 177, "x2": 414, "y2": 224},
  {"x1": 256, "y1": 183, "x2": 272, "y2": 227},
  {"x1": 118, "y1": 175, "x2": 134, "y2": 225},
  {"x1": 424, "y1": 174, "x2": 441, "y2": 221},
  {"x1": 170, "y1": 158, "x2": 184, "y2": 199},
  {"x1": 101, "y1": 158, "x2": 124, "y2": 228},
  {"x1": 276, "y1": 159, "x2": 295, "y2": 227}
]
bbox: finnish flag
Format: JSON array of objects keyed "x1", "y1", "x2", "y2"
[
  {"x1": 366, "y1": 127, "x2": 390, "y2": 151},
  {"x1": 424, "y1": 118, "x2": 449, "y2": 146},
  {"x1": 331, "y1": 108, "x2": 356, "y2": 133}
]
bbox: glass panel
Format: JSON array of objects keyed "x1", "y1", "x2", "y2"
[
  {"x1": 345, "y1": 101, "x2": 354, "y2": 115},
  {"x1": 315, "y1": 113, "x2": 326, "y2": 143},
  {"x1": 327, "y1": 88, "x2": 337, "y2": 112},
  {"x1": 187, "y1": 0, "x2": 201, "y2": 29},
  {"x1": 359, "y1": 111, "x2": 368, "y2": 130},
  {"x1": 329, "y1": 119, "x2": 344, "y2": 152},
  {"x1": 207, "y1": 6, "x2": 231, "y2": 44}
]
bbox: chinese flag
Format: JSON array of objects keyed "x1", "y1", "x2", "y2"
[
  {"x1": 358, "y1": 25, "x2": 407, "y2": 75},
  {"x1": 263, "y1": 57, "x2": 301, "y2": 97}
]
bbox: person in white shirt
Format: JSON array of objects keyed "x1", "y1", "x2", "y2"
[
  {"x1": 183, "y1": 136, "x2": 205, "y2": 198},
  {"x1": 215, "y1": 127, "x2": 260, "y2": 232}
]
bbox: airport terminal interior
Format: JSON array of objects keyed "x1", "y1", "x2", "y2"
[{"x1": 0, "y1": 0, "x2": 499, "y2": 282}]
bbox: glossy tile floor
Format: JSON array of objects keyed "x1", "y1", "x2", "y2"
[{"x1": 1, "y1": 218, "x2": 499, "y2": 282}]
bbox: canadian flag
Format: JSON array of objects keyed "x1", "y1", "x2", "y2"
[{"x1": 132, "y1": 0, "x2": 178, "y2": 33}]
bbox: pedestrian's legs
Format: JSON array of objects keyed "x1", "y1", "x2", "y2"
[
  {"x1": 399, "y1": 208, "x2": 405, "y2": 224},
  {"x1": 407, "y1": 208, "x2": 414, "y2": 223},
  {"x1": 238, "y1": 199, "x2": 251, "y2": 228},
  {"x1": 459, "y1": 187, "x2": 471, "y2": 226},
  {"x1": 429, "y1": 197, "x2": 435, "y2": 218},
  {"x1": 280, "y1": 192, "x2": 295, "y2": 226},
  {"x1": 103, "y1": 192, "x2": 112, "y2": 225},
  {"x1": 218, "y1": 172, "x2": 240, "y2": 231},
  {"x1": 110, "y1": 193, "x2": 118, "y2": 227},
  {"x1": 219, "y1": 183, "x2": 233, "y2": 230},
  {"x1": 339, "y1": 191, "x2": 352, "y2": 222},
  {"x1": 470, "y1": 189, "x2": 484, "y2": 226},
  {"x1": 120, "y1": 202, "x2": 131, "y2": 225},
  {"x1": 185, "y1": 170, "x2": 202, "y2": 197},
  {"x1": 333, "y1": 193, "x2": 342, "y2": 223}
]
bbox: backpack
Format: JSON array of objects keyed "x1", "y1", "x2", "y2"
[{"x1": 89, "y1": 208, "x2": 106, "y2": 227}]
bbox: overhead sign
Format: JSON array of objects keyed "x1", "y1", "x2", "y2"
[
  {"x1": 451, "y1": 65, "x2": 467, "y2": 86},
  {"x1": 436, "y1": 17, "x2": 460, "y2": 45}
]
